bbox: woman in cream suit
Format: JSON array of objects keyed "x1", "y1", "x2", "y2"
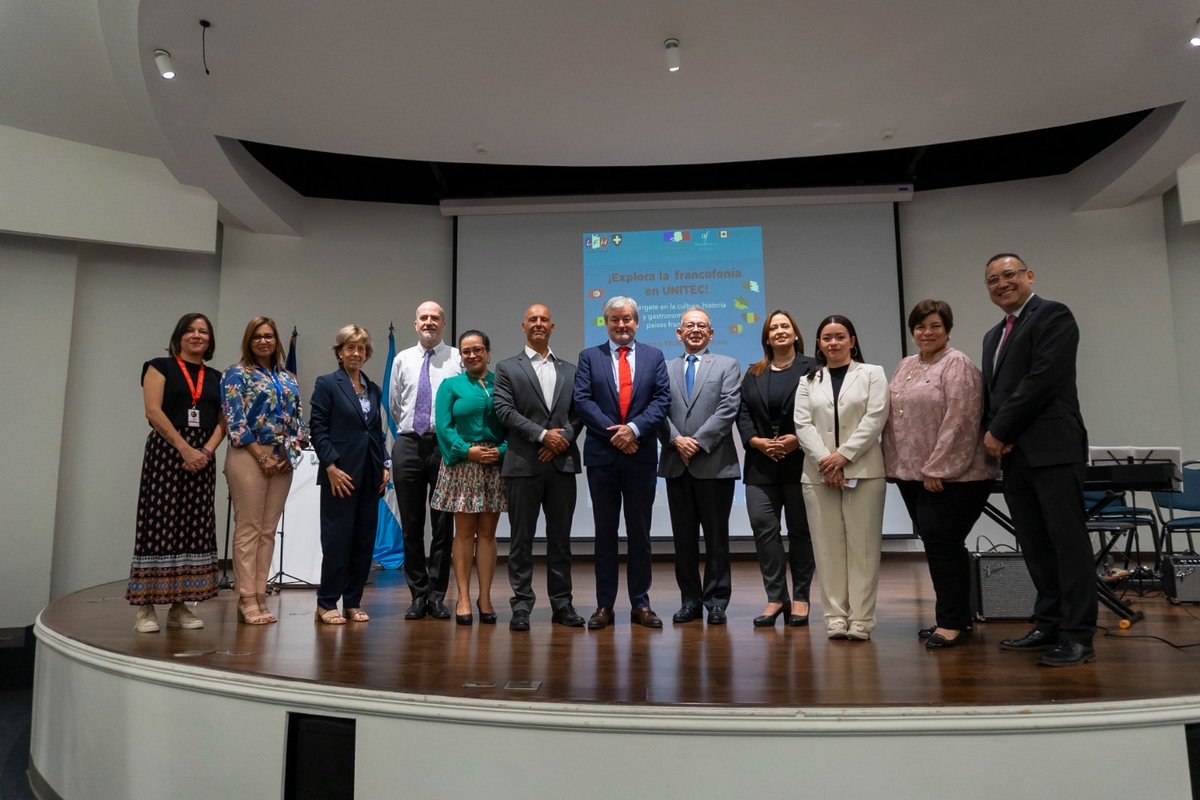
[{"x1": 794, "y1": 315, "x2": 889, "y2": 641}]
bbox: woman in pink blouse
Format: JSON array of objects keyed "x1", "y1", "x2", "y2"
[{"x1": 882, "y1": 300, "x2": 997, "y2": 649}]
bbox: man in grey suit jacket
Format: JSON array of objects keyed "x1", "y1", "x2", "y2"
[
  {"x1": 493, "y1": 304, "x2": 585, "y2": 631},
  {"x1": 658, "y1": 308, "x2": 742, "y2": 625}
]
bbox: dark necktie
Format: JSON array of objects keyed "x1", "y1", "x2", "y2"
[
  {"x1": 617, "y1": 346, "x2": 632, "y2": 422},
  {"x1": 413, "y1": 348, "x2": 433, "y2": 435},
  {"x1": 994, "y1": 314, "x2": 1016, "y2": 366}
]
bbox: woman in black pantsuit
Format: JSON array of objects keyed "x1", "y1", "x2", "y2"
[
  {"x1": 736, "y1": 310, "x2": 818, "y2": 627},
  {"x1": 310, "y1": 325, "x2": 390, "y2": 624}
]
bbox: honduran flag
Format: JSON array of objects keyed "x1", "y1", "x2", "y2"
[{"x1": 373, "y1": 324, "x2": 405, "y2": 569}]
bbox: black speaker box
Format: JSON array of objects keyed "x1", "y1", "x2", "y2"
[
  {"x1": 970, "y1": 552, "x2": 1037, "y2": 621},
  {"x1": 1162, "y1": 555, "x2": 1200, "y2": 603}
]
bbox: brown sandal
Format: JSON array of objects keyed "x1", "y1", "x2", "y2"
[
  {"x1": 237, "y1": 597, "x2": 271, "y2": 625},
  {"x1": 315, "y1": 607, "x2": 347, "y2": 625}
]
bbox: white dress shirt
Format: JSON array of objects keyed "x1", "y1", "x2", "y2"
[{"x1": 388, "y1": 341, "x2": 462, "y2": 434}]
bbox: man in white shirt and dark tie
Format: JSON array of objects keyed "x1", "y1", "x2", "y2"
[{"x1": 389, "y1": 300, "x2": 461, "y2": 620}]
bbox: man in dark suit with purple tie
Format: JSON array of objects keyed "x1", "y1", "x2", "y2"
[
  {"x1": 574, "y1": 296, "x2": 671, "y2": 629},
  {"x1": 981, "y1": 253, "x2": 1096, "y2": 667}
]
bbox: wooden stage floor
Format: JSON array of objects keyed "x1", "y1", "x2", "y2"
[{"x1": 39, "y1": 557, "x2": 1200, "y2": 709}]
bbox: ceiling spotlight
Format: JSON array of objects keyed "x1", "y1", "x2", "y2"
[
  {"x1": 664, "y1": 37, "x2": 680, "y2": 72},
  {"x1": 1191, "y1": 18, "x2": 1200, "y2": 46},
  {"x1": 154, "y1": 49, "x2": 175, "y2": 79}
]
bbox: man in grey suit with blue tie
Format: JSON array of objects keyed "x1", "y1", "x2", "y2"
[
  {"x1": 493, "y1": 304, "x2": 585, "y2": 631},
  {"x1": 659, "y1": 307, "x2": 742, "y2": 625}
]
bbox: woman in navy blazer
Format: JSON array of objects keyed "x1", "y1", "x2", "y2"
[{"x1": 310, "y1": 325, "x2": 390, "y2": 624}]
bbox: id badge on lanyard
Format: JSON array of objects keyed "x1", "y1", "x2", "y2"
[{"x1": 176, "y1": 356, "x2": 205, "y2": 428}]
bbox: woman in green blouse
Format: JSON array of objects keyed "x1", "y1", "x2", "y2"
[{"x1": 431, "y1": 330, "x2": 507, "y2": 625}]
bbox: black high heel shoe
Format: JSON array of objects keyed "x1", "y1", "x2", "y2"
[
  {"x1": 926, "y1": 627, "x2": 972, "y2": 649},
  {"x1": 785, "y1": 600, "x2": 810, "y2": 627},
  {"x1": 753, "y1": 600, "x2": 791, "y2": 628},
  {"x1": 455, "y1": 608, "x2": 473, "y2": 626},
  {"x1": 476, "y1": 600, "x2": 497, "y2": 625}
]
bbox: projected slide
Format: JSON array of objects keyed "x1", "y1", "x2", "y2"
[{"x1": 581, "y1": 226, "x2": 766, "y2": 364}]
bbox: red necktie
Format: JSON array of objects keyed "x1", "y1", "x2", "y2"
[{"x1": 617, "y1": 346, "x2": 632, "y2": 422}]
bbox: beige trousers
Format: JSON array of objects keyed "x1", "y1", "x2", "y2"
[
  {"x1": 225, "y1": 446, "x2": 293, "y2": 598},
  {"x1": 802, "y1": 477, "x2": 886, "y2": 630}
]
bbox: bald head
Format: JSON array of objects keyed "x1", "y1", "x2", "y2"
[
  {"x1": 414, "y1": 300, "x2": 445, "y2": 348},
  {"x1": 522, "y1": 303, "x2": 554, "y2": 354}
]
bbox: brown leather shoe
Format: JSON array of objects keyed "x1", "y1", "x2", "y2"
[
  {"x1": 587, "y1": 607, "x2": 614, "y2": 630},
  {"x1": 630, "y1": 606, "x2": 663, "y2": 629}
]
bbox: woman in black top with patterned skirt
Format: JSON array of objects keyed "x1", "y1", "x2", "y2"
[{"x1": 126, "y1": 313, "x2": 227, "y2": 633}]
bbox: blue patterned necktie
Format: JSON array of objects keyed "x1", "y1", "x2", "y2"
[
  {"x1": 685, "y1": 354, "x2": 698, "y2": 399},
  {"x1": 413, "y1": 348, "x2": 433, "y2": 435}
]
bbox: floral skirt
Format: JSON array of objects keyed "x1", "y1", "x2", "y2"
[
  {"x1": 431, "y1": 448, "x2": 506, "y2": 513},
  {"x1": 126, "y1": 428, "x2": 220, "y2": 605}
]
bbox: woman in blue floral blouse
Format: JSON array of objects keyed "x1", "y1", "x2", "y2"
[{"x1": 221, "y1": 316, "x2": 308, "y2": 625}]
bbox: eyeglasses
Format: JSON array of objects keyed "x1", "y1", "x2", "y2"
[
  {"x1": 679, "y1": 322, "x2": 711, "y2": 331},
  {"x1": 985, "y1": 268, "x2": 1028, "y2": 287},
  {"x1": 460, "y1": 346, "x2": 488, "y2": 357},
  {"x1": 251, "y1": 333, "x2": 276, "y2": 342}
]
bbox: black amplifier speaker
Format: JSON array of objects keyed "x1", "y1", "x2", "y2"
[
  {"x1": 1162, "y1": 555, "x2": 1200, "y2": 603},
  {"x1": 970, "y1": 552, "x2": 1037, "y2": 621}
]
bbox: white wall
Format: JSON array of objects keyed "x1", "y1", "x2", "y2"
[
  {"x1": 218, "y1": 199, "x2": 453, "y2": 384},
  {"x1": 49, "y1": 243, "x2": 220, "y2": 599},
  {"x1": 1162, "y1": 187, "x2": 1200, "y2": 460},
  {"x1": 900, "y1": 175, "x2": 1183, "y2": 450},
  {"x1": 0, "y1": 124, "x2": 218, "y2": 253},
  {"x1": 0, "y1": 234, "x2": 78, "y2": 628}
]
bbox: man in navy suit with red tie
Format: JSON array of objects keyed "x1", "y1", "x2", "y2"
[
  {"x1": 574, "y1": 296, "x2": 671, "y2": 629},
  {"x1": 981, "y1": 253, "x2": 1096, "y2": 667}
]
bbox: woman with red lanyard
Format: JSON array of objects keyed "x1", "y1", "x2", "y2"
[
  {"x1": 127, "y1": 313, "x2": 227, "y2": 632},
  {"x1": 221, "y1": 316, "x2": 308, "y2": 625}
]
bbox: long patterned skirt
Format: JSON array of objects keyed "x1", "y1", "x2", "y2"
[{"x1": 126, "y1": 428, "x2": 220, "y2": 605}]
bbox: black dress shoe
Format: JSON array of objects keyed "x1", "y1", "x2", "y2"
[
  {"x1": 588, "y1": 607, "x2": 614, "y2": 630},
  {"x1": 427, "y1": 599, "x2": 452, "y2": 620},
  {"x1": 999, "y1": 629, "x2": 1057, "y2": 651},
  {"x1": 917, "y1": 625, "x2": 936, "y2": 640},
  {"x1": 753, "y1": 601, "x2": 790, "y2": 628},
  {"x1": 551, "y1": 605, "x2": 585, "y2": 627},
  {"x1": 455, "y1": 611, "x2": 473, "y2": 626},
  {"x1": 707, "y1": 607, "x2": 727, "y2": 625},
  {"x1": 1039, "y1": 640, "x2": 1096, "y2": 667},
  {"x1": 925, "y1": 628, "x2": 971, "y2": 650},
  {"x1": 630, "y1": 606, "x2": 663, "y2": 629},
  {"x1": 476, "y1": 601, "x2": 497, "y2": 625},
  {"x1": 509, "y1": 611, "x2": 531, "y2": 631},
  {"x1": 404, "y1": 598, "x2": 428, "y2": 620},
  {"x1": 672, "y1": 605, "x2": 703, "y2": 623}
]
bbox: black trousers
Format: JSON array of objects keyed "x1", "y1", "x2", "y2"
[
  {"x1": 316, "y1": 475, "x2": 380, "y2": 610},
  {"x1": 665, "y1": 474, "x2": 734, "y2": 611},
  {"x1": 896, "y1": 479, "x2": 991, "y2": 631},
  {"x1": 745, "y1": 482, "x2": 815, "y2": 603},
  {"x1": 391, "y1": 433, "x2": 453, "y2": 602},
  {"x1": 1002, "y1": 452, "x2": 1097, "y2": 644},
  {"x1": 505, "y1": 469, "x2": 577, "y2": 614}
]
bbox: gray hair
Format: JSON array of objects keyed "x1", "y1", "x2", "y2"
[{"x1": 603, "y1": 296, "x2": 639, "y2": 322}]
